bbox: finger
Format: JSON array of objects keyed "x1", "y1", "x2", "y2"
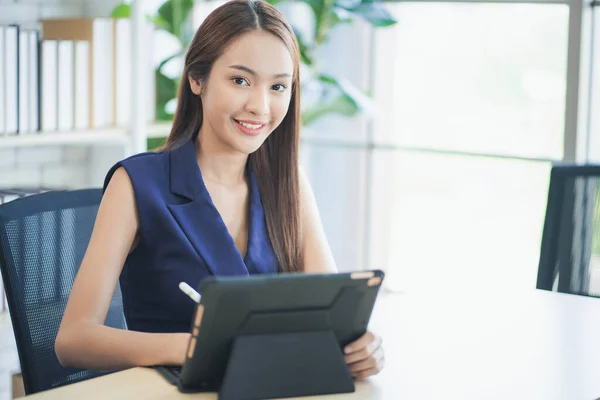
[
  {"x1": 348, "y1": 357, "x2": 377, "y2": 373},
  {"x1": 352, "y1": 366, "x2": 381, "y2": 380},
  {"x1": 344, "y1": 332, "x2": 376, "y2": 355},
  {"x1": 348, "y1": 346, "x2": 384, "y2": 372},
  {"x1": 344, "y1": 342, "x2": 383, "y2": 365},
  {"x1": 344, "y1": 347, "x2": 371, "y2": 364},
  {"x1": 343, "y1": 335, "x2": 382, "y2": 364},
  {"x1": 349, "y1": 348, "x2": 385, "y2": 379}
]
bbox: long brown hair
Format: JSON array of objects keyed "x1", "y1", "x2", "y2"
[{"x1": 162, "y1": 0, "x2": 303, "y2": 273}]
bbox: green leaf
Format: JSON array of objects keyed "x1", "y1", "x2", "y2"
[
  {"x1": 156, "y1": 69, "x2": 178, "y2": 121},
  {"x1": 316, "y1": 5, "x2": 343, "y2": 44},
  {"x1": 349, "y1": 3, "x2": 397, "y2": 27},
  {"x1": 110, "y1": 3, "x2": 131, "y2": 18},
  {"x1": 316, "y1": 74, "x2": 337, "y2": 85},
  {"x1": 111, "y1": 3, "x2": 167, "y2": 26},
  {"x1": 331, "y1": 6, "x2": 353, "y2": 24},
  {"x1": 156, "y1": 103, "x2": 175, "y2": 121},
  {"x1": 152, "y1": 15, "x2": 170, "y2": 30},
  {"x1": 157, "y1": 0, "x2": 195, "y2": 41},
  {"x1": 297, "y1": 0, "x2": 338, "y2": 45},
  {"x1": 158, "y1": 51, "x2": 184, "y2": 72},
  {"x1": 147, "y1": 136, "x2": 167, "y2": 151},
  {"x1": 301, "y1": 94, "x2": 358, "y2": 126},
  {"x1": 334, "y1": 0, "x2": 360, "y2": 8},
  {"x1": 320, "y1": 74, "x2": 380, "y2": 118},
  {"x1": 292, "y1": 27, "x2": 314, "y2": 66}
]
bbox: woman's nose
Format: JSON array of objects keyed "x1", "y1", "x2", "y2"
[{"x1": 245, "y1": 89, "x2": 269, "y2": 117}]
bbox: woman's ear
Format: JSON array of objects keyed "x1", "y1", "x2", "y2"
[{"x1": 189, "y1": 77, "x2": 202, "y2": 96}]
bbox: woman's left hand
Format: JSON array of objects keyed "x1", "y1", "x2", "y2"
[{"x1": 343, "y1": 331, "x2": 385, "y2": 380}]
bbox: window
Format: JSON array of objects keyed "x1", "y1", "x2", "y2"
[
  {"x1": 373, "y1": 3, "x2": 569, "y2": 160},
  {"x1": 188, "y1": 0, "x2": 597, "y2": 294},
  {"x1": 365, "y1": 2, "x2": 572, "y2": 291}
]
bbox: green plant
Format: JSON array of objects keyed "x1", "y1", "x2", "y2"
[
  {"x1": 266, "y1": 0, "x2": 397, "y2": 126},
  {"x1": 112, "y1": 0, "x2": 397, "y2": 127}
]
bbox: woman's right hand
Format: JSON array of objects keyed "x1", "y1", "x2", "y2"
[
  {"x1": 169, "y1": 333, "x2": 192, "y2": 366},
  {"x1": 56, "y1": 168, "x2": 190, "y2": 371}
]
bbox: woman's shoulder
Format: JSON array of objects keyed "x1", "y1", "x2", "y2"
[{"x1": 103, "y1": 148, "x2": 170, "y2": 192}]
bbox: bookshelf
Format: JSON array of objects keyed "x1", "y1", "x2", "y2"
[
  {"x1": 0, "y1": 0, "x2": 150, "y2": 156},
  {"x1": 0, "y1": 128, "x2": 129, "y2": 148}
]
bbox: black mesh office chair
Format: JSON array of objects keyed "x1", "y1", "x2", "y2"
[
  {"x1": 0, "y1": 189, "x2": 127, "y2": 395},
  {"x1": 536, "y1": 165, "x2": 600, "y2": 298}
]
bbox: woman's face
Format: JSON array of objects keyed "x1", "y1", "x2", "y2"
[{"x1": 190, "y1": 29, "x2": 295, "y2": 155}]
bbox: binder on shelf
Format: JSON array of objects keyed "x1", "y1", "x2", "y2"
[
  {"x1": 115, "y1": 18, "x2": 131, "y2": 127},
  {"x1": 28, "y1": 31, "x2": 40, "y2": 133},
  {"x1": 41, "y1": 18, "x2": 114, "y2": 129},
  {"x1": 74, "y1": 40, "x2": 90, "y2": 130},
  {"x1": 0, "y1": 27, "x2": 5, "y2": 135},
  {"x1": 114, "y1": 17, "x2": 156, "y2": 125},
  {"x1": 57, "y1": 40, "x2": 74, "y2": 131},
  {"x1": 0, "y1": 26, "x2": 40, "y2": 135},
  {"x1": 5, "y1": 25, "x2": 19, "y2": 135},
  {"x1": 41, "y1": 17, "x2": 157, "y2": 130},
  {"x1": 41, "y1": 40, "x2": 58, "y2": 132},
  {"x1": 18, "y1": 30, "x2": 29, "y2": 134}
]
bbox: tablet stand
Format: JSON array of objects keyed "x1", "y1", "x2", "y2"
[{"x1": 218, "y1": 330, "x2": 355, "y2": 400}]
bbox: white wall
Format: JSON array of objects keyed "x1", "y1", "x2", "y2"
[{"x1": 0, "y1": 0, "x2": 123, "y2": 190}]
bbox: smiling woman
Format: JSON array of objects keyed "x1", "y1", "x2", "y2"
[
  {"x1": 54, "y1": 0, "x2": 384, "y2": 382},
  {"x1": 165, "y1": 3, "x2": 302, "y2": 273},
  {"x1": 188, "y1": 31, "x2": 295, "y2": 158}
]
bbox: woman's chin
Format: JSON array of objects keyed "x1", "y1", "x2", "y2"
[
  {"x1": 231, "y1": 138, "x2": 266, "y2": 155},
  {"x1": 232, "y1": 133, "x2": 270, "y2": 154}
]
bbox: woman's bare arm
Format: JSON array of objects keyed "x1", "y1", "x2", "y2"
[
  {"x1": 55, "y1": 167, "x2": 190, "y2": 370},
  {"x1": 299, "y1": 168, "x2": 338, "y2": 274}
]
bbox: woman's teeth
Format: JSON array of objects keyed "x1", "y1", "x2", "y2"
[{"x1": 236, "y1": 120, "x2": 263, "y2": 129}]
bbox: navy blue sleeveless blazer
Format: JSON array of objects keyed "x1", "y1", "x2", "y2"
[{"x1": 103, "y1": 138, "x2": 279, "y2": 333}]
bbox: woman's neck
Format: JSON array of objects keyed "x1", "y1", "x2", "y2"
[{"x1": 195, "y1": 136, "x2": 248, "y2": 186}]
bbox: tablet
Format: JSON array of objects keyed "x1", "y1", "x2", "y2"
[{"x1": 161, "y1": 269, "x2": 384, "y2": 394}]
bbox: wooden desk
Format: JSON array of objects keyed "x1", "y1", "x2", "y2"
[
  {"x1": 21, "y1": 367, "x2": 381, "y2": 399},
  {"x1": 23, "y1": 288, "x2": 600, "y2": 400}
]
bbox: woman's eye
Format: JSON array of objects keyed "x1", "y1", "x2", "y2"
[
  {"x1": 233, "y1": 77, "x2": 248, "y2": 86},
  {"x1": 272, "y1": 84, "x2": 286, "y2": 92}
]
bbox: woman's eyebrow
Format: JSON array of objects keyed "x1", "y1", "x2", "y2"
[{"x1": 229, "y1": 64, "x2": 292, "y2": 79}]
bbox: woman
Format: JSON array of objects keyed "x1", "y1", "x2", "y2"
[{"x1": 55, "y1": 0, "x2": 384, "y2": 380}]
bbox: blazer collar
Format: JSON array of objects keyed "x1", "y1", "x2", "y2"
[
  {"x1": 166, "y1": 138, "x2": 276, "y2": 276},
  {"x1": 169, "y1": 139, "x2": 203, "y2": 200}
]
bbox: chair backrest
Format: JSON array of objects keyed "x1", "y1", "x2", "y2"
[
  {"x1": 536, "y1": 165, "x2": 600, "y2": 298},
  {"x1": 0, "y1": 189, "x2": 127, "y2": 395}
]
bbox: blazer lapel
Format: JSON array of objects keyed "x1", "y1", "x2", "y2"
[
  {"x1": 244, "y1": 165, "x2": 279, "y2": 274},
  {"x1": 166, "y1": 139, "x2": 250, "y2": 277}
]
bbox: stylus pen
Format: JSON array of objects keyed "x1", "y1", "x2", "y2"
[{"x1": 179, "y1": 282, "x2": 201, "y2": 303}]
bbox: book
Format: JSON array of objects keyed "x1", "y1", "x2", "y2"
[
  {"x1": 41, "y1": 17, "x2": 157, "y2": 130},
  {"x1": 57, "y1": 40, "x2": 74, "y2": 131},
  {"x1": 41, "y1": 40, "x2": 58, "y2": 131},
  {"x1": 41, "y1": 18, "x2": 115, "y2": 129},
  {"x1": 0, "y1": 27, "x2": 5, "y2": 135},
  {"x1": 4, "y1": 25, "x2": 19, "y2": 135},
  {"x1": 74, "y1": 40, "x2": 90, "y2": 130},
  {"x1": 28, "y1": 31, "x2": 40, "y2": 133}
]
